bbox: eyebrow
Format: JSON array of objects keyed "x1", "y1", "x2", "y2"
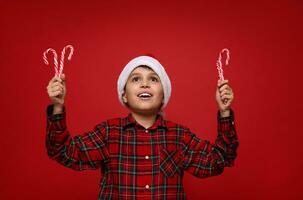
[{"x1": 129, "y1": 72, "x2": 159, "y2": 77}]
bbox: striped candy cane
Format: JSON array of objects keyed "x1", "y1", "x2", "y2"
[
  {"x1": 43, "y1": 45, "x2": 74, "y2": 78},
  {"x1": 216, "y1": 48, "x2": 230, "y2": 104},
  {"x1": 43, "y1": 48, "x2": 59, "y2": 76},
  {"x1": 59, "y1": 45, "x2": 74, "y2": 77},
  {"x1": 216, "y1": 48, "x2": 230, "y2": 81}
]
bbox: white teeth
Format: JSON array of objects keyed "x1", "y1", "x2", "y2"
[{"x1": 138, "y1": 93, "x2": 152, "y2": 97}]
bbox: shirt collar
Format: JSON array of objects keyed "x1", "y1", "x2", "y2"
[{"x1": 122, "y1": 113, "x2": 167, "y2": 130}]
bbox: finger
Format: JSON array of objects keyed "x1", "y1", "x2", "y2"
[
  {"x1": 218, "y1": 80, "x2": 229, "y2": 89},
  {"x1": 218, "y1": 79, "x2": 228, "y2": 85},
  {"x1": 47, "y1": 84, "x2": 55, "y2": 92},
  {"x1": 52, "y1": 89, "x2": 63, "y2": 95},
  {"x1": 220, "y1": 85, "x2": 233, "y2": 93},
  {"x1": 220, "y1": 84, "x2": 233, "y2": 93},
  {"x1": 50, "y1": 75, "x2": 63, "y2": 84},
  {"x1": 60, "y1": 74, "x2": 65, "y2": 82},
  {"x1": 50, "y1": 86, "x2": 63, "y2": 93},
  {"x1": 222, "y1": 88, "x2": 233, "y2": 94},
  {"x1": 220, "y1": 89, "x2": 231, "y2": 96},
  {"x1": 219, "y1": 84, "x2": 229, "y2": 92},
  {"x1": 218, "y1": 79, "x2": 228, "y2": 86},
  {"x1": 49, "y1": 75, "x2": 58, "y2": 83},
  {"x1": 50, "y1": 82, "x2": 64, "y2": 89},
  {"x1": 50, "y1": 85, "x2": 60, "y2": 92},
  {"x1": 49, "y1": 90, "x2": 61, "y2": 97},
  {"x1": 221, "y1": 94, "x2": 233, "y2": 100}
]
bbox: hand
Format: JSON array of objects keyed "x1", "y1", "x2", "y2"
[
  {"x1": 216, "y1": 80, "x2": 234, "y2": 115},
  {"x1": 46, "y1": 74, "x2": 66, "y2": 108}
]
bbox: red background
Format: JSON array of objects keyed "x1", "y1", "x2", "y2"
[{"x1": 1, "y1": 0, "x2": 302, "y2": 199}]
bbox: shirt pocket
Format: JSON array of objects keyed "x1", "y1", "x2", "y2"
[{"x1": 159, "y1": 147, "x2": 183, "y2": 177}]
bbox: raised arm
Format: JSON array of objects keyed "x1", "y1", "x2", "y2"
[
  {"x1": 46, "y1": 105, "x2": 110, "y2": 170},
  {"x1": 45, "y1": 74, "x2": 109, "y2": 170},
  {"x1": 182, "y1": 78, "x2": 238, "y2": 178},
  {"x1": 182, "y1": 110, "x2": 238, "y2": 178}
]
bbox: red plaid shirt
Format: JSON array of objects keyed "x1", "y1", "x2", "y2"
[{"x1": 46, "y1": 105, "x2": 239, "y2": 199}]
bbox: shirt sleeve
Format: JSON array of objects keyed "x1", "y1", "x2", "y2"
[
  {"x1": 45, "y1": 104, "x2": 110, "y2": 171},
  {"x1": 181, "y1": 109, "x2": 239, "y2": 178}
]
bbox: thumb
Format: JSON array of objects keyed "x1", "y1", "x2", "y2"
[
  {"x1": 217, "y1": 79, "x2": 223, "y2": 87},
  {"x1": 217, "y1": 79, "x2": 228, "y2": 88},
  {"x1": 60, "y1": 74, "x2": 66, "y2": 81}
]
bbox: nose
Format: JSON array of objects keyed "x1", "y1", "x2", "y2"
[{"x1": 140, "y1": 79, "x2": 150, "y2": 88}]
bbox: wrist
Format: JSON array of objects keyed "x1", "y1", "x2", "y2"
[
  {"x1": 220, "y1": 109, "x2": 230, "y2": 117},
  {"x1": 53, "y1": 104, "x2": 64, "y2": 114}
]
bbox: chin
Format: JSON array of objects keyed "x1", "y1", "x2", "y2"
[
  {"x1": 135, "y1": 107, "x2": 157, "y2": 114},
  {"x1": 131, "y1": 105, "x2": 161, "y2": 115},
  {"x1": 127, "y1": 99, "x2": 162, "y2": 114}
]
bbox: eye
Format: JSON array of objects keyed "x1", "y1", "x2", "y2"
[
  {"x1": 131, "y1": 76, "x2": 140, "y2": 82},
  {"x1": 151, "y1": 77, "x2": 159, "y2": 82}
]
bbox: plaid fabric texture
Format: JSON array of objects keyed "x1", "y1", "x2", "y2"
[{"x1": 46, "y1": 105, "x2": 238, "y2": 199}]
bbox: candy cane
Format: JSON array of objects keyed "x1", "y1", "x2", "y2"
[
  {"x1": 43, "y1": 45, "x2": 74, "y2": 78},
  {"x1": 216, "y1": 48, "x2": 230, "y2": 104},
  {"x1": 59, "y1": 45, "x2": 74, "y2": 77},
  {"x1": 43, "y1": 48, "x2": 59, "y2": 76},
  {"x1": 216, "y1": 48, "x2": 230, "y2": 81}
]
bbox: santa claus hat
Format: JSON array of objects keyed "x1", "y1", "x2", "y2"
[{"x1": 117, "y1": 55, "x2": 171, "y2": 110}]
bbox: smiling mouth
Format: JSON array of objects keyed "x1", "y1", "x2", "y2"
[{"x1": 137, "y1": 92, "x2": 153, "y2": 99}]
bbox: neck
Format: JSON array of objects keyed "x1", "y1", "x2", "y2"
[{"x1": 131, "y1": 111, "x2": 158, "y2": 129}]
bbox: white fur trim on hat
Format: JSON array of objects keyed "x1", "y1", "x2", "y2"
[{"x1": 117, "y1": 55, "x2": 171, "y2": 110}]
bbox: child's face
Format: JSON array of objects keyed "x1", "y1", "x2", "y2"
[{"x1": 122, "y1": 66, "x2": 164, "y2": 115}]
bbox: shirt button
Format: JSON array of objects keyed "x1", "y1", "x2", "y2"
[
  {"x1": 145, "y1": 129, "x2": 149, "y2": 133},
  {"x1": 145, "y1": 185, "x2": 150, "y2": 189},
  {"x1": 145, "y1": 155, "x2": 149, "y2": 159}
]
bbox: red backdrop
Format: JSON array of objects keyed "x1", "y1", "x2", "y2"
[{"x1": 1, "y1": 0, "x2": 302, "y2": 199}]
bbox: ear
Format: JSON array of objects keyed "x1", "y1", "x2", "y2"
[{"x1": 122, "y1": 93, "x2": 128, "y2": 103}]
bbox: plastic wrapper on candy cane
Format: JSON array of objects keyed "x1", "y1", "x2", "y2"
[{"x1": 43, "y1": 45, "x2": 74, "y2": 78}]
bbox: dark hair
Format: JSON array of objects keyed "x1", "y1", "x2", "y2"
[{"x1": 136, "y1": 65, "x2": 152, "y2": 70}]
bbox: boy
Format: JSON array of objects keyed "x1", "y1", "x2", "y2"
[{"x1": 46, "y1": 55, "x2": 238, "y2": 199}]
